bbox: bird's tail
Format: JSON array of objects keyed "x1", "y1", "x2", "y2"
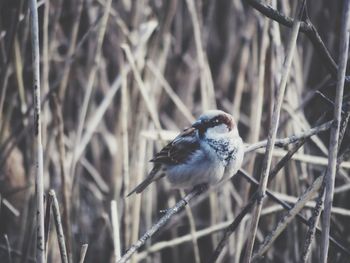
[{"x1": 126, "y1": 165, "x2": 164, "y2": 197}]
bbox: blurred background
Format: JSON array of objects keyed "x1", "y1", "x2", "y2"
[{"x1": 0, "y1": 0, "x2": 349, "y2": 262}]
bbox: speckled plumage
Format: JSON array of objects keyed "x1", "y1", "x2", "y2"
[{"x1": 127, "y1": 110, "x2": 244, "y2": 196}]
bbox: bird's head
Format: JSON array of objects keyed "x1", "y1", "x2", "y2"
[{"x1": 192, "y1": 110, "x2": 238, "y2": 138}]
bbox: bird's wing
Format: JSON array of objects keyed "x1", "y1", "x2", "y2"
[
  {"x1": 151, "y1": 127, "x2": 200, "y2": 165},
  {"x1": 127, "y1": 127, "x2": 199, "y2": 196}
]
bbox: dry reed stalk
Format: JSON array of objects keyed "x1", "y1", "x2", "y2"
[
  {"x1": 121, "y1": 66, "x2": 129, "y2": 197},
  {"x1": 130, "y1": 137, "x2": 146, "y2": 263},
  {"x1": 76, "y1": 69, "x2": 126, "y2": 161},
  {"x1": 212, "y1": 126, "x2": 314, "y2": 261},
  {"x1": 121, "y1": 44, "x2": 162, "y2": 131},
  {"x1": 120, "y1": 66, "x2": 131, "y2": 249},
  {"x1": 301, "y1": 182, "x2": 325, "y2": 262},
  {"x1": 29, "y1": 0, "x2": 46, "y2": 261},
  {"x1": 49, "y1": 190, "x2": 69, "y2": 263},
  {"x1": 251, "y1": 175, "x2": 323, "y2": 261},
  {"x1": 185, "y1": 0, "x2": 216, "y2": 110},
  {"x1": 254, "y1": 148, "x2": 350, "y2": 169},
  {"x1": 70, "y1": 0, "x2": 112, "y2": 181},
  {"x1": 4, "y1": 234, "x2": 12, "y2": 263},
  {"x1": 14, "y1": 37, "x2": 28, "y2": 127},
  {"x1": 52, "y1": 95, "x2": 72, "y2": 262},
  {"x1": 136, "y1": 204, "x2": 282, "y2": 261},
  {"x1": 244, "y1": 10, "x2": 305, "y2": 257},
  {"x1": 78, "y1": 244, "x2": 88, "y2": 263},
  {"x1": 41, "y1": 0, "x2": 49, "y2": 150},
  {"x1": 58, "y1": 0, "x2": 84, "y2": 101},
  {"x1": 181, "y1": 190, "x2": 201, "y2": 263},
  {"x1": 239, "y1": 169, "x2": 350, "y2": 257},
  {"x1": 320, "y1": 1, "x2": 350, "y2": 261},
  {"x1": 44, "y1": 193, "x2": 53, "y2": 260},
  {"x1": 1, "y1": 198, "x2": 20, "y2": 217},
  {"x1": 111, "y1": 200, "x2": 121, "y2": 261},
  {"x1": 245, "y1": 0, "x2": 338, "y2": 77},
  {"x1": 146, "y1": 60, "x2": 195, "y2": 123},
  {"x1": 0, "y1": 0, "x2": 23, "y2": 133},
  {"x1": 118, "y1": 185, "x2": 208, "y2": 263}
]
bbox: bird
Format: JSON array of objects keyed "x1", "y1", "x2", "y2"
[{"x1": 127, "y1": 110, "x2": 244, "y2": 196}]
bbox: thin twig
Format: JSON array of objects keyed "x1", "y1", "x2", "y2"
[
  {"x1": 244, "y1": 1, "x2": 306, "y2": 261},
  {"x1": 321, "y1": 0, "x2": 350, "y2": 261}
]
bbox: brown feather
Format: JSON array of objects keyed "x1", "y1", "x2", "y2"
[{"x1": 150, "y1": 127, "x2": 200, "y2": 165}]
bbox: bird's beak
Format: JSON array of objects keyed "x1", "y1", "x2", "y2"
[{"x1": 192, "y1": 120, "x2": 202, "y2": 129}]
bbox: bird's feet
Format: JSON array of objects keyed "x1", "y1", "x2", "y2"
[{"x1": 159, "y1": 208, "x2": 171, "y2": 214}]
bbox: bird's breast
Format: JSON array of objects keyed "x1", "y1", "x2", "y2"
[{"x1": 205, "y1": 137, "x2": 242, "y2": 166}]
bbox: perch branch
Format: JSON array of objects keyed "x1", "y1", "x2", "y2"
[{"x1": 117, "y1": 186, "x2": 207, "y2": 263}]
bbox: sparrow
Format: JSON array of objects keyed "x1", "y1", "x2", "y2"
[{"x1": 127, "y1": 110, "x2": 244, "y2": 196}]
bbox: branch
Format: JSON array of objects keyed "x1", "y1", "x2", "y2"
[
  {"x1": 244, "y1": 120, "x2": 333, "y2": 153},
  {"x1": 117, "y1": 185, "x2": 207, "y2": 263}
]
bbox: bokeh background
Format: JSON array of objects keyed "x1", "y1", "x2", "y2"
[{"x1": 0, "y1": 0, "x2": 350, "y2": 262}]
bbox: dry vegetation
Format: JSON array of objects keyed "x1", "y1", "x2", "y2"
[{"x1": 0, "y1": 0, "x2": 350, "y2": 263}]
